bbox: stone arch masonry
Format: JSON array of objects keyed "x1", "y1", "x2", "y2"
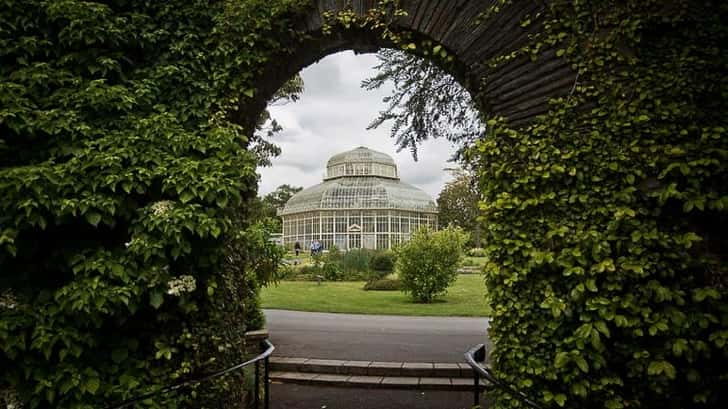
[{"x1": 241, "y1": 0, "x2": 576, "y2": 131}]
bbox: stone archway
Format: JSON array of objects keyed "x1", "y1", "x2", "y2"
[
  {"x1": 4, "y1": 0, "x2": 723, "y2": 407},
  {"x1": 239, "y1": 0, "x2": 576, "y2": 132}
]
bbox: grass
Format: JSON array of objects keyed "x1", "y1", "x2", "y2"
[{"x1": 261, "y1": 274, "x2": 490, "y2": 317}]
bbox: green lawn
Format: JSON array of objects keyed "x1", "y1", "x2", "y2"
[{"x1": 261, "y1": 274, "x2": 490, "y2": 317}]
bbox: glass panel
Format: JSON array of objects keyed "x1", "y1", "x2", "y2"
[
  {"x1": 334, "y1": 234, "x2": 347, "y2": 250},
  {"x1": 335, "y1": 216, "x2": 347, "y2": 233},
  {"x1": 376, "y1": 234, "x2": 389, "y2": 250},
  {"x1": 401, "y1": 217, "x2": 410, "y2": 234},
  {"x1": 362, "y1": 234, "x2": 376, "y2": 249},
  {"x1": 363, "y1": 216, "x2": 375, "y2": 232},
  {"x1": 377, "y1": 216, "x2": 388, "y2": 232}
]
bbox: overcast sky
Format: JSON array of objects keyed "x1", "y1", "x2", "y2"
[{"x1": 256, "y1": 51, "x2": 456, "y2": 199}]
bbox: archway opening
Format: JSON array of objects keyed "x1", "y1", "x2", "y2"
[{"x1": 251, "y1": 45, "x2": 493, "y2": 407}]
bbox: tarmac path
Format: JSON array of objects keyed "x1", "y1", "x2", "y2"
[{"x1": 264, "y1": 309, "x2": 490, "y2": 362}]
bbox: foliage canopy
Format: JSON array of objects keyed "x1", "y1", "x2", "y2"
[{"x1": 363, "y1": 48, "x2": 483, "y2": 161}]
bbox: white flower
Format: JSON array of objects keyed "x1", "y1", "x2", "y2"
[
  {"x1": 0, "y1": 290, "x2": 18, "y2": 310},
  {"x1": 151, "y1": 200, "x2": 175, "y2": 217},
  {"x1": 1, "y1": 386, "x2": 22, "y2": 409},
  {"x1": 167, "y1": 275, "x2": 196, "y2": 296}
]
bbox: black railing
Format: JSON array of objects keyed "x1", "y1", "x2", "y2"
[
  {"x1": 106, "y1": 339, "x2": 275, "y2": 409},
  {"x1": 465, "y1": 343, "x2": 543, "y2": 409}
]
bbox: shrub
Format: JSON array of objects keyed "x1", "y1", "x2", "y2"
[
  {"x1": 395, "y1": 226, "x2": 469, "y2": 303},
  {"x1": 277, "y1": 264, "x2": 296, "y2": 280},
  {"x1": 370, "y1": 251, "x2": 395, "y2": 272},
  {"x1": 297, "y1": 264, "x2": 320, "y2": 277},
  {"x1": 363, "y1": 278, "x2": 402, "y2": 291},
  {"x1": 322, "y1": 261, "x2": 343, "y2": 281}
]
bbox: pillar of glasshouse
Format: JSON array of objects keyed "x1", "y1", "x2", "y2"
[{"x1": 279, "y1": 146, "x2": 438, "y2": 250}]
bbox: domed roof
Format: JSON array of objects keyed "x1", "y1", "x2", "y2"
[
  {"x1": 279, "y1": 147, "x2": 437, "y2": 215},
  {"x1": 279, "y1": 177, "x2": 437, "y2": 215},
  {"x1": 327, "y1": 146, "x2": 396, "y2": 167},
  {"x1": 325, "y1": 146, "x2": 398, "y2": 180}
]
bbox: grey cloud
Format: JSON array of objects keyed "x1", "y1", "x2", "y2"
[{"x1": 258, "y1": 51, "x2": 453, "y2": 199}]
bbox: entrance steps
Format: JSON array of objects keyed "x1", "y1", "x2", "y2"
[{"x1": 270, "y1": 357, "x2": 485, "y2": 391}]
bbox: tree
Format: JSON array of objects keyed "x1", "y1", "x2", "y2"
[
  {"x1": 437, "y1": 169, "x2": 482, "y2": 247},
  {"x1": 256, "y1": 184, "x2": 303, "y2": 231},
  {"x1": 262, "y1": 184, "x2": 303, "y2": 210},
  {"x1": 362, "y1": 48, "x2": 483, "y2": 161},
  {"x1": 395, "y1": 226, "x2": 469, "y2": 303}
]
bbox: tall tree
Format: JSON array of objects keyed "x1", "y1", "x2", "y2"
[
  {"x1": 437, "y1": 169, "x2": 482, "y2": 247},
  {"x1": 262, "y1": 184, "x2": 303, "y2": 210},
  {"x1": 255, "y1": 184, "x2": 303, "y2": 231},
  {"x1": 362, "y1": 48, "x2": 483, "y2": 161}
]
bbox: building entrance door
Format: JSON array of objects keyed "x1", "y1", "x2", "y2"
[{"x1": 349, "y1": 234, "x2": 361, "y2": 249}]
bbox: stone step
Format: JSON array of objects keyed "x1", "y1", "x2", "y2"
[
  {"x1": 270, "y1": 371, "x2": 487, "y2": 391},
  {"x1": 270, "y1": 357, "x2": 472, "y2": 378}
]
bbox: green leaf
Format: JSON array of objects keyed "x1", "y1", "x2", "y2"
[
  {"x1": 86, "y1": 377, "x2": 100, "y2": 394},
  {"x1": 85, "y1": 212, "x2": 102, "y2": 227},
  {"x1": 555, "y1": 352, "x2": 569, "y2": 368},
  {"x1": 180, "y1": 191, "x2": 194, "y2": 203},
  {"x1": 150, "y1": 290, "x2": 164, "y2": 309},
  {"x1": 648, "y1": 360, "x2": 676, "y2": 379},
  {"x1": 586, "y1": 279, "x2": 597, "y2": 292},
  {"x1": 574, "y1": 355, "x2": 589, "y2": 373},
  {"x1": 595, "y1": 321, "x2": 610, "y2": 337}
]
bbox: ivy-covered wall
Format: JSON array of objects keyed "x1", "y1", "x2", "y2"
[
  {"x1": 1, "y1": 0, "x2": 726, "y2": 408},
  {"x1": 478, "y1": 1, "x2": 728, "y2": 408},
  {"x1": 0, "y1": 0, "x2": 302, "y2": 407}
]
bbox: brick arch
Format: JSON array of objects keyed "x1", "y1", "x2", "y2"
[{"x1": 238, "y1": 0, "x2": 576, "y2": 131}]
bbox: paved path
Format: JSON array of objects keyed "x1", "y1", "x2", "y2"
[
  {"x1": 271, "y1": 384, "x2": 478, "y2": 409},
  {"x1": 264, "y1": 309, "x2": 490, "y2": 362}
]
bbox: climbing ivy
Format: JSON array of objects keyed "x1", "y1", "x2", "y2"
[
  {"x1": 0, "y1": 0, "x2": 303, "y2": 407},
  {"x1": 476, "y1": 1, "x2": 728, "y2": 408}
]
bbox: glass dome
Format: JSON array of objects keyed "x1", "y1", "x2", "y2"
[
  {"x1": 279, "y1": 147, "x2": 438, "y2": 250},
  {"x1": 324, "y1": 146, "x2": 398, "y2": 180}
]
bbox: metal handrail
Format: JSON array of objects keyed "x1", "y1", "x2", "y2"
[
  {"x1": 465, "y1": 343, "x2": 543, "y2": 409},
  {"x1": 106, "y1": 339, "x2": 275, "y2": 409}
]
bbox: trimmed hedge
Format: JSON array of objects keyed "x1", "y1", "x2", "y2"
[{"x1": 363, "y1": 278, "x2": 402, "y2": 291}]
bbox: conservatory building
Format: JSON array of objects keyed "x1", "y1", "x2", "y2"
[{"x1": 279, "y1": 146, "x2": 438, "y2": 250}]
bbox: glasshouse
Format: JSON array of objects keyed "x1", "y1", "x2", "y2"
[{"x1": 279, "y1": 146, "x2": 438, "y2": 250}]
